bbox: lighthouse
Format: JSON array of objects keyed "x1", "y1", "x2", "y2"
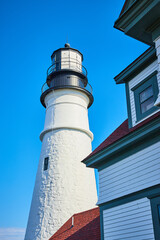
[{"x1": 24, "y1": 43, "x2": 97, "y2": 240}]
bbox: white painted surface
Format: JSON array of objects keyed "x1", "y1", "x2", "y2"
[
  {"x1": 25, "y1": 88, "x2": 97, "y2": 240},
  {"x1": 40, "y1": 89, "x2": 93, "y2": 140},
  {"x1": 103, "y1": 198, "x2": 154, "y2": 240},
  {"x1": 128, "y1": 60, "x2": 159, "y2": 126},
  {"x1": 155, "y1": 36, "x2": 160, "y2": 72},
  {"x1": 98, "y1": 141, "x2": 160, "y2": 205},
  {"x1": 154, "y1": 36, "x2": 160, "y2": 106}
]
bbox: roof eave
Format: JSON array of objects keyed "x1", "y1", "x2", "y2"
[
  {"x1": 114, "y1": 47, "x2": 156, "y2": 84},
  {"x1": 82, "y1": 116, "x2": 160, "y2": 169},
  {"x1": 114, "y1": 0, "x2": 160, "y2": 46},
  {"x1": 114, "y1": 0, "x2": 139, "y2": 31}
]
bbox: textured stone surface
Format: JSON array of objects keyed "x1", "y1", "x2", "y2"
[
  {"x1": 25, "y1": 89, "x2": 97, "y2": 240},
  {"x1": 25, "y1": 129, "x2": 97, "y2": 240}
]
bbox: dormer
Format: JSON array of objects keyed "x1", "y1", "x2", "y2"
[
  {"x1": 114, "y1": 0, "x2": 160, "y2": 128},
  {"x1": 114, "y1": 47, "x2": 159, "y2": 128}
]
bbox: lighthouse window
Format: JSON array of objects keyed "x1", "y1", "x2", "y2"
[{"x1": 44, "y1": 157, "x2": 49, "y2": 171}]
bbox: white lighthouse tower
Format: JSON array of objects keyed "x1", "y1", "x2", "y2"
[{"x1": 24, "y1": 43, "x2": 97, "y2": 240}]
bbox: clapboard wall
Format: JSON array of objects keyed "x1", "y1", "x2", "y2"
[
  {"x1": 98, "y1": 141, "x2": 160, "y2": 205},
  {"x1": 128, "y1": 60, "x2": 159, "y2": 127},
  {"x1": 103, "y1": 198, "x2": 154, "y2": 240}
]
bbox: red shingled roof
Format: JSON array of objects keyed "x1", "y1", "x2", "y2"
[
  {"x1": 49, "y1": 208, "x2": 100, "y2": 240},
  {"x1": 84, "y1": 111, "x2": 160, "y2": 161}
]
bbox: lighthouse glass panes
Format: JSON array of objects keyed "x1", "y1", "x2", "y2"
[
  {"x1": 44, "y1": 157, "x2": 49, "y2": 171},
  {"x1": 140, "y1": 85, "x2": 154, "y2": 113},
  {"x1": 52, "y1": 57, "x2": 55, "y2": 72},
  {"x1": 55, "y1": 53, "x2": 61, "y2": 71}
]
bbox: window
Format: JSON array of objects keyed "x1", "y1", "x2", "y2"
[
  {"x1": 55, "y1": 52, "x2": 61, "y2": 71},
  {"x1": 150, "y1": 196, "x2": 160, "y2": 240},
  {"x1": 44, "y1": 157, "x2": 49, "y2": 171},
  {"x1": 158, "y1": 205, "x2": 160, "y2": 219},
  {"x1": 139, "y1": 85, "x2": 154, "y2": 113},
  {"x1": 132, "y1": 71, "x2": 159, "y2": 122}
]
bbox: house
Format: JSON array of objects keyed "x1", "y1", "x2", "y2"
[
  {"x1": 83, "y1": 0, "x2": 160, "y2": 239},
  {"x1": 49, "y1": 208, "x2": 100, "y2": 240}
]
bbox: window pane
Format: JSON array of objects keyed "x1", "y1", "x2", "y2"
[
  {"x1": 141, "y1": 96, "x2": 154, "y2": 113},
  {"x1": 140, "y1": 86, "x2": 153, "y2": 103},
  {"x1": 44, "y1": 157, "x2": 49, "y2": 171},
  {"x1": 158, "y1": 205, "x2": 160, "y2": 220}
]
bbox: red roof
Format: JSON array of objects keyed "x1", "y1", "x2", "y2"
[
  {"x1": 84, "y1": 111, "x2": 160, "y2": 161},
  {"x1": 49, "y1": 208, "x2": 100, "y2": 240}
]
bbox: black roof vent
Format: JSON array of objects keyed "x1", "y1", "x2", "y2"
[{"x1": 65, "y1": 43, "x2": 70, "y2": 48}]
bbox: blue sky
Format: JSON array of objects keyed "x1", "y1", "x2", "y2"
[{"x1": 0, "y1": 0, "x2": 148, "y2": 239}]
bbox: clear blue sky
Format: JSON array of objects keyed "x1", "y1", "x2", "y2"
[{"x1": 0, "y1": 0, "x2": 148, "y2": 238}]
